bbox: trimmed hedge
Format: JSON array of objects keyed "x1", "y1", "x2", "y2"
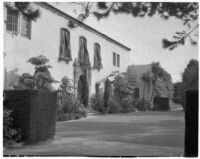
[
  {"x1": 153, "y1": 97, "x2": 169, "y2": 111},
  {"x1": 4, "y1": 90, "x2": 57, "y2": 144},
  {"x1": 184, "y1": 90, "x2": 198, "y2": 157}
]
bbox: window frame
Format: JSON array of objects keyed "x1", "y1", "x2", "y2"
[
  {"x1": 6, "y1": 7, "x2": 19, "y2": 33},
  {"x1": 117, "y1": 54, "x2": 120, "y2": 67},
  {"x1": 113, "y1": 52, "x2": 116, "y2": 66},
  {"x1": 58, "y1": 28, "x2": 72, "y2": 63},
  {"x1": 93, "y1": 42, "x2": 103, "y2": 70}
]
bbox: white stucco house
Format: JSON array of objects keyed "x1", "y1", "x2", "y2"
[{"x1": 3, "y1": 2, "x2": 131, "y2": 104}]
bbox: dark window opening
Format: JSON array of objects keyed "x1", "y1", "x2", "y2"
[
  {"x1": 78, "y1": 36, "x2": 90, "y2": 67},
  {"x1": 117, "y1": 54, "x2": 120, "y2": 67},
  {"x1": 6, "y1": 8, "x2": 18, "y2": 32},
  {"x1": 58, "y1": 28, "x2": 72, "y2": 63},
  {"x1": 93, "y1": 43, "x2": 103, "y2": 71},
  {"x1": 113, "y1": 52, "x2": 116, "y2": 66}
]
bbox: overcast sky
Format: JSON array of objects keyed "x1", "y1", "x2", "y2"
[{"x1": 51, "y1": 2, "x2": 199, "y2": 83}]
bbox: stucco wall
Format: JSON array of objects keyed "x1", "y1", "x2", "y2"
[
  {"x1": 127, "y1": 64, "x2": 153, "y2": 101},
  {"x1": 4, "y1": 3, "x2": 131, "y2": 94}
]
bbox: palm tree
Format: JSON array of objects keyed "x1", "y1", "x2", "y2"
[{"x1": 149, "y1": 62, "x2": 165, "y2": 103}]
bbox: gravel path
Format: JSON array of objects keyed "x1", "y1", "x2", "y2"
[{"x1": 4, "y1": 111, "x2": 185, "y2": 157}]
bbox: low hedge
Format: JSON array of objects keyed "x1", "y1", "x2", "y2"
[{"x1": 4, "y1": 90, "x2": 57, "y2": 144}]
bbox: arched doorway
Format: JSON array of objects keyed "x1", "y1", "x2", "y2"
[{"x1": 78, "y1": 74, "x2": 89, "y2": 108}]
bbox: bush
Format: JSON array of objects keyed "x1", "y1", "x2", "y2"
[
  {"x1": 57, "y1": 76, "x2": 87, "y2": 122},
  {"x1": 4, "y1": 90, "x2": 57, "y2": 144},
  {"x1": 137, "y1": 99, "x2": 151, "y2": 111},
  {"x1": 113, "y1": 75, "x2": 135, "y2": 102},
  {"x1": 108, "y1": 97, "x2": 122, "y2": 114},
  {"x1": 121, "y1": 97, "x2": 135, "y2": 113},
  {"x1": 104, "y1": 78, "x2": 112, "y2": 108},
  {"x1": 3, "y1": 108, "x2": 21, "y2": 146},
  {"x1": 56, "y1": 95, "x2": 87, "y2": 122},
  {"x1": 90, "y1": 92, "x2": 108, "y2": 113}
]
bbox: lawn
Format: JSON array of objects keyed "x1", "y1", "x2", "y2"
[{"x1": 4, "y1": 111, "x2": 185, "y2": 156}]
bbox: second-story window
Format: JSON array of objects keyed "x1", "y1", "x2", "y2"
[
  {"x1": 93, "y1": 43, "x2": 103, "y2": 71},
  {"x1": 113, "y1": 52, "x2": 116, "y2": 66},
  {"x1": 21, "y1": 15, "x2": 31, "y2": 38},
  {"x1": 78, "y1": 36, "x2": 90, "y2": 67},
  {"x1": 6, "y1": 8, "x2": 19, "y2": 33},
  {"x1": 113, "y1": 52, "x2": 120, "y2": 67},
  {"x1": 117, "y1": 54, "x2": 120, "y2": 67},
  {"x1": 58, "y1": 28, "x2": 72, "y2": 63}
]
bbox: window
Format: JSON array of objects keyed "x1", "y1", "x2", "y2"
[
  {"x1": 58, "y1": 28, "x2": 72, "y2": 63},
  {"x1": 113, "y1": 52, "x2": 116, "y2": 66},
  {"x1": 117, "y1": 54, "x2": 120, "y2": 67},
  {"x1": 93, "y1": 43, "x2": 103, "y2": 71},
  {"x1": 78, "y1": 36, "x2": 90, "y2": 67},
  {"x1": 6, "y1": 8, "x2": 18, "y2": 32},
  {"x1": 21, "y1": 15, "x2": 31, "y2": 38},
  {"x1": 113, "y1": 52, "x2": 120, "y2": 67}
]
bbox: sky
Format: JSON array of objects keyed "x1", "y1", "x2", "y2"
[{"x1": 51, "y1": 2, "x2": 199, "y2": 83}]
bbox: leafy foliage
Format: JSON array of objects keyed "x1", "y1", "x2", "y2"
[
  {"x1": 57, "y1": 95, "x2": 87, "y2": 121},
  {"x1": 136, "y1": 98, "x2": 151, "y2": 111},
  {"x1": 12, "y1": 55, "x2": 57, "y2": 91},
  {"x1": 108, "y1": 97, "x2": 122, "y2": 114},
  {"x1": 104, "y1": 78, "x2": 112, "y2": 108},
  {"x1": 113, "y1": 75, "x2": 135, "y2": 102},
  {"x1": 90, "y1": 92, "x2": 107, "y2": 114},
  {"x1": 27, "y1": 55, "x2": 49, "y2": 66},
  {"x1": 121, "y1": 96, "x2": 136, "y2": 113},
  {"x1": 173, "y1": 59, "x2": 198, "y2": 107},
  {"x1": 6, "y1": 2, "x2": 40, "y2": 21},
  {"x1": 27, "y1": 55, "x2": 57, "y2": 91},
  {"x1": 182, "y1": 59, "x2": 199, "y2": 90},
  {"x1": 13, "y1": 73, "x2": 35, "y2": 90},
  {"x1": 71, "y1": 2, "x2": 199, "y2": 50},
  {"x1": 57, "y1": 76, "x2": 87, "y2": 121},
  {"x1": 162, "y1": 25, "x2": 199, "y2": 50},
  {"x1": 91, "y1": 73, "x2": 136, "y2": 114},
  {"x1": 3, "y1": 108, "x2": 21, "y2": 146}
]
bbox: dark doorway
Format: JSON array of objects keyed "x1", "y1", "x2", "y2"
[{"x1": 78, "y1": 74, "x2": 89, "y2": 108}]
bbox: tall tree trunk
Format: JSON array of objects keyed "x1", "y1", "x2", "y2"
[{"x1": 149, "y1": 84, "x2": 155, "y2": 109}]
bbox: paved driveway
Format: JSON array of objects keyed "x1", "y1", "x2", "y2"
[{"x1": 4, "y1": 111, "x2": 185, "y2": 156}]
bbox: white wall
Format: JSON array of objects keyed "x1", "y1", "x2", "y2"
[{"x1": 4, "y1": 3, "x2": 131, "y2": 94}]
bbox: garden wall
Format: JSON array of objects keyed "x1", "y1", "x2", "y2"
[
  {"x1": 4, "y1": 90, "x2": 57, "y2": 144},
  {"x1": 184, "y1": 90, "x2": 198, "y2": 157},
  {"x1": 153, "y1": 97, "x2": 169, "y2": 111}
]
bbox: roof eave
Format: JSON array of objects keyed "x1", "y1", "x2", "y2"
[{"x1": 38, "y1": 2, "x2": 131, "y2": 51}]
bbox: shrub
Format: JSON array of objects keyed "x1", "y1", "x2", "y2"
[
  {"x1": 57, "y1": 75, "x2": 87, "y2": 122},
  {"x1": 11, "y1": 55, "x2": 58, "y2": 91},
  {"x1": 3, "y1": 108, "x2": 21, "y2": 146},
  {"x1": 113, "y1": 75, "x2": 135, "y2": 102},
  {"x1": 90, "y1": 92, "x2": 108, "y2": 114},
  {"x1": 56, "y1": 95, "x2": 87, "y2": 122},
  {"x1": 4, "y1": 90, "x2": 57, "y2": 144},
  {"x1": 137, "y1": 99, "x2": 151, "y2": 111},
  {"x1": 108, "y1": 97, "x2": 122, "y2": 114},
  {"x1": 27, "y1": 55, "x2": 58, "y2": 91},
  {"x1": 121, "y1": 96, "x2": 135, "y2": 113},
  {"x1": 104, "y1": 78, "x2": 112, "y2": 108}
]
